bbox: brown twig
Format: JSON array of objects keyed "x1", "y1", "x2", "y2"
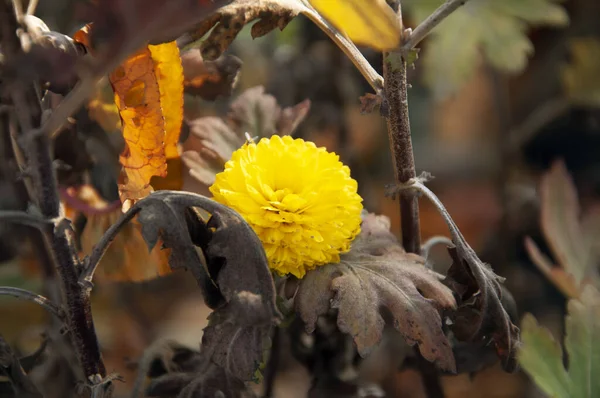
[
  {"x1": 0, "y1": 286, "x2": 65, "y2": 320},
  {"x1": 401, "y1": 0, "x2": 470, "y2": 55},
  {"x1": 0, "y1": 209, "x2": 53, "y2": 228},
  {"x1": 383, "y1": 1, "x2": 421, "y2": 255},
  {"x1": 79, "y1": 205, "x2": 142, "y2": 289}
]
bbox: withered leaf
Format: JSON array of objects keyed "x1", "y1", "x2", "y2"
[
  {"x1": 140, "y1": 341, "x2": 255, "y2": 397},
  {"x1": 109, "y1": 41, "x2": 184, "y2": 202},
  {"x1": 0, "y1": 334, "x2": 42, "y2": 398},
  {"x1": 444, "y1": 246, "x2": 520, "y2": 372},
  {"x1": 62, "y1": 185, "x2": 172, "y2": 282},
  {"x1": 189, "y1": 0, "x2": 305, "y2": 60},
  {"x1": 77, "y1": 0, "x2": 227, "y2": 60},
  {"x1": 181, "y1": 48, "x2": 242, "y2": 100},
  {"x1": 358, "y1": 92, "x2": 383, "y2": 115},
  {"x1": 132, "y1": 191, "x2": 277, "y2": 381},
  {"x1": 295, "y1": 213, "x2": 457, "y2": 372},
  {"x1": 227, "y1": 86, "x2": 311, "y2": 137},
  {"x1": 182, "y1": 86, "x2": 310, "y2": 192},
  {"x1": 147, "y1": 363, "x2": 255, "y2": 398}
]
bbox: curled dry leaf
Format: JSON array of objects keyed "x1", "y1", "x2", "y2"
[
  {"x1": 295, "y1": 213, "x2": 457, "y2": 372},
  {"x1": 108, "y1": 41, "x2": 183, "y2": 201},
  {"x1": 189, "y1": 0, "x2": 306, "y2": 60},
  {"x1": 444, "y1": 246, "x2": 520, "y2": 372},
  {"x1": 359, "y1": 92, "x2": 383, "y2": 115},
  {"x1": 181, "y1": 48, "x2": 242, "y2": 100},
  {"x1": 134, "y1": 340, "x2": 253, "y2": 398},
  {"x1": 190, "y1": 0, "x2": 400, "y2": 61},
  {"x1": 147, "y1": 363, "x2": 255, "y2": 398},
  {"x1": 5, "y1": 15, "x2": 85, "y2": 95},
  {"x1": 182, "y1": 86, "x2": 310, "y2": 192},
  {"x1": 131, "y1": 191, "x2": 277, "y2": 381},
  {"x1": 62, "y1": 185, "x2": 172, "y2": 282},
  {"x1": 0, "y1": 334, "x2": 42, "y2": 397},
  {"x1": 76, "y1": 0, "x2": 226, "y2": 60},
  {"x1": 388, "y1": 178, "x2": 520, "y2": 371}
]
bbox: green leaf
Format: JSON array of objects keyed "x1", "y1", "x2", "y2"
[
  {"x1": 565, "y1": 286, "x2": 600, "y2": 398},
  {"x1": 519, "y1": 286, "x2": 600, "y2": 398},
  {"x1": 403, "y1": 0, "x2": 569, "y2": 98},
  {"x1": 519, "y1": 314, "x2": 571, "y2": 398}
]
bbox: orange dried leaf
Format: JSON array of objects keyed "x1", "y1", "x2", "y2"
[
  {"x1": 61, "y1": 185, "x2": 172, "y2": 282},
  {"x1": 109, "y1": 41, "x2": 184, "y2": 202},
  {"x1": 110, "y1": 47, "x2": 166, "y2": 200}
]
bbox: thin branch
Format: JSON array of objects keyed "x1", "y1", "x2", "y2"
[
  {"x1": 387, "y1": 178, "x2": 467, "y2": 248},
  {"x1": 25, "y1": 0, "x2": 37, "y2": 15},
  {"x1": 262, "y1": 326, "x2": 280, "y2": 398},
  {"x1": 302, "y1": 7, "x2": 383, "y2": 92},
  {"x1": 401, "y1": 0, "x2": 470, "y2": 54},
  {"x1": 11, "y1": 0, "x2": 23, "y2": 21},
  {"x1": 421, "y1": 235, "x2": 453, "y2": 258},
  {"x1": 0, "y1": 209, "x2": 52, "y2": 228},
  {"x1": 79, "y1": 205, "x2": 142, "y2": 289},
  {"x1": 0, "y1": 286, "x2": 65, "y2": 320},
  {"x1": 383, "y1": 2, "x2": 421, "y2": 254}
]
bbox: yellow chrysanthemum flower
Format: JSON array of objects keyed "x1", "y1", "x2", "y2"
[{"x1": 209, "y1": 135, "x2": 363, "y2": 278}]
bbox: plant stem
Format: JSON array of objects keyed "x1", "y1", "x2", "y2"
[
  {"x1": 0, "y1": 286, "x2": 65, "y2": 320},
  {"x1": 262, "y1": 327, "x2": 280, "y2": 398},
  {"x1": 401, "y1": 0, "x2": 470, "y2": 55},
  {"x1": 0, "y1": 0, "x2": 106, "y2": 384},
  {"x1": 0, "y1": 210, "x2": 53, "y2": 228},
  {"x1": 302, "y1": 8, "x2": 384, "y2": 92},
  {"x1": 79, "y1": 205, "x2": 142, "y2": 288},
  {"x1": 383, "y1": 2, "x2": 421, "y2": 254}
]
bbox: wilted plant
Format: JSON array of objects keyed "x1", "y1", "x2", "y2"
[{"x1": 0, "y1": 0, "x2": 542, "y2": 397}]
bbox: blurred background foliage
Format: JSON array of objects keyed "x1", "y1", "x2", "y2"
[{"x1": 2, "y1": 0, "x2": 600, "y2": 396}]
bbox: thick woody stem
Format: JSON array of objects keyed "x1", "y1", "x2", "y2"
[
  {"x1": 0, "y1": 0, "x2": 106, "y2": 383},
  {"x1": 383, "y1": 1, "x2": 421, "y2": 254}
]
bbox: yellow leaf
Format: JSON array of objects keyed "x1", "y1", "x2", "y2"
[
  {"x1": 149, "y1": 42, "x2": 184, "y2": 159},
  {"x1": 109, "y1": 41, "x2": 184, "y2": 202},
  {"x1": 308, "y1": 0, "x2": 401, "y2": 51}
]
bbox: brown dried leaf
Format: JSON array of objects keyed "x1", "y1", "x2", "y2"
[
  {"x1": 359, "y1": 92, "x2": 383, "y2": 115},
  {"x1": 444, "y1": 246, "x2": 520, "y2": 372},
  {"x1": 190, "y1": 0, "x2": 306, "y2": 60},
  {"x1": 61, "y1": 185, "x2": 172, "y2": 282},
  {"x1": 181, "y1": 49, "x2": 242, "y2": 100},
  {"x1": 147, "y1": 363, "x2": 255, "y2": 398},
  {"x1": 0, "y1": 334, "x2": 42, "y2": 397},
  {"x1": 77, "y1": 0, "x2": 227, "y2": 60},
  {"x1": 136, "y1": 340, "x2": 254, "y2": 398},
  {"x1": 295, "y1": 213, "x2": 457, "y2": 372},
  {"x1": 182, "y1": 86, "x2": 310, "y2": 190}
]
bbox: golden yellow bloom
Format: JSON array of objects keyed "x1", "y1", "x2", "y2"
[{"x1": 210, "y1": 135, "x2": 363, "y2": 278}]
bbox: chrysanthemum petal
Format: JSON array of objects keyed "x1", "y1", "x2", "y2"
[{"x1": 210, "y1": 136, "x2": 362, "y2": 277}]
